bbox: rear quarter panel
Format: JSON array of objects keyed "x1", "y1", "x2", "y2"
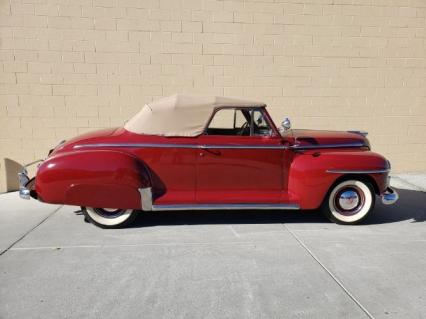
[{"x1": 35, "y1": 150, "x2": 150, "y2": 209}]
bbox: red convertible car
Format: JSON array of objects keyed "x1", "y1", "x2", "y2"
[{"x1": 19, "y1": 94, "x2": 398, "y2": 228}]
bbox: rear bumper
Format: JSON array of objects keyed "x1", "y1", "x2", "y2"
[
  {"x1": 18, "y1": 160, "x2": 43, "y2": 200},
  {"x1": 381, "y1": 187, "x2": 398, "y2": 205},
  {"x1": 18, "y1": 171, "x2": 31, "y2": 199}
]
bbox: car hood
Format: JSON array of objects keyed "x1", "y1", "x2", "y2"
[{"x1": 283, "y1": 129, "x2": 370, "y2": 149}]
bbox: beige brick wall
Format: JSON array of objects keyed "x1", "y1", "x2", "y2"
[{"x1": 1, "y1": 0, "x2": 425, "y2": 192}]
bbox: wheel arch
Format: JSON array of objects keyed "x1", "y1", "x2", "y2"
[
  {"x1": 314, "y1": 173, "x2": 380, "y2": 211},
  {"x1": 328, "y1": 173, "x2": 380, "y2": 197}
]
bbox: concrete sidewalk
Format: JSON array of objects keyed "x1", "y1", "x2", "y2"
[
  {"x1": 0, "y1": 187, "x2": 425, "y2": 319},
  {"x1": 391, "y1": 173, "x2": 426, "y2": 192}
]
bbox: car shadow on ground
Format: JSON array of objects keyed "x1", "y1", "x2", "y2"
[{"x1": 125, "y1": 188, "x2": 425, "y2": 228}]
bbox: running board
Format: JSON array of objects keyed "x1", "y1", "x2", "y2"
[{"x1": 138, "y1": 188, "x2": 299, "y2": 211}]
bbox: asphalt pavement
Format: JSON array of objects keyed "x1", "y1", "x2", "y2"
[{"x1": 0, "y1": 189, "x2": 425, "y2": 319}]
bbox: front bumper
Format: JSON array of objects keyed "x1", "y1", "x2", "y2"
[
  {"x1": 18, "y1": 160, "x2": 43, "y2": 200},
  {"x1": 381, "y1": 187, "x2": 398, "y2": 205}
]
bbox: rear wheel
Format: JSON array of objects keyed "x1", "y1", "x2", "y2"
[
  {"x1": 321, "y1": 179, "x2": 375, "y2": 225},
  {"x1": 82, "y1": 207, "x2": 138, "y2": 228}
]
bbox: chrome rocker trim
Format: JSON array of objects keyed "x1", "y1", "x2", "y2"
[
  {"x1": 381, "y1": 187, "x2": 398, "y2": 205},
  {"x1": 18, "y1": 159, "x2": 44, "y2": 200},
  {"x1": 326, "y1": 168, "x2": 390, "y2": 174},
  {"x1": 138, "y1": 187, "x2": 300, "y2": 211},
  {"x1": 152, "y1": 203, "x2": 300, "y2": 211}
]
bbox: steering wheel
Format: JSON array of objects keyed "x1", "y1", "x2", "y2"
[{"x1": 237, "y1": 122, "x2": 250, "y2": 136}]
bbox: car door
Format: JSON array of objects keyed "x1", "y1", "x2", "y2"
[
  {"x1": 131, "y1": 135, "x2": 197, "y2": 205},
  {"x1": 196, "y1": 107, "x2": 285, "y2": 204}
]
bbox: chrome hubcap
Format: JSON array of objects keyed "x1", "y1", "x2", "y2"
[{"x1": 338, "y1": 190, "x2": 360, "y2": 211}]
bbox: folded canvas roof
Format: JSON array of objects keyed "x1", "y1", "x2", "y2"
[{"x1": 124, "y1": 94, "x2": 266, "y2": 137}]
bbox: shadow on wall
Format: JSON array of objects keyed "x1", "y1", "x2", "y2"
[
  {"x1": 77, "y1": 188, "x2": 424, "y2": 228},
  {"x1": 3, "y1": 159, "x2": 23, "y2": 192}
]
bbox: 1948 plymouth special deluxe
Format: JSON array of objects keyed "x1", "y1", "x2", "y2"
[{"x1": 18, "y1": 94, "x2": 398, "y2": 228}]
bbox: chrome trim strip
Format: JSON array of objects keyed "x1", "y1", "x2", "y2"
[
  {"x1": 348, "y1": 130, "x2": 368, "y2": 137},
  {"x1": 74, "y1": 143, "x2": 198, "y2": 149},
  {"x1": 137, "y1": 187, "x2": 300, "y2": 211},
  {"x1": 291, "y1": 142, "x2": 366, "y2": 150},
  {"x1": 74, "y1": 143, "x2": 287, "y2": 150},
  {"x1": 151, "y1": 203, "x2": 300, "y2": 211},
  {"x1": 138, "y1": 187, "x2": 153, "y2": 211},
  {"x1": 75, "y1": 142, "x2": 366, "y2": 151},
  {"x1": 22, "y1": 159, "x2": 44, "y2": 171},
  {"x1": 199, "y1": 144, "x2": 286, "y2": 150},
  {"x1": 326, "y1": 169, "x2": 390, "y2": 174}
]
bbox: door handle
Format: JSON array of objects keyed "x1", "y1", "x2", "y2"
[
  {"x1": 198, "y1": 146, "x2": 221, "y2": 156},
  {"x1": 205, "y1": 149, "x2": 221, "y2": 155}
]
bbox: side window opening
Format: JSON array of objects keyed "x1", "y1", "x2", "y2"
[
  {"x1": 251, "y1": 109, "x2": 272, "y2": 136},
  {"x1": 205, "y1": 108, "x2": 272, "y2": 136}
]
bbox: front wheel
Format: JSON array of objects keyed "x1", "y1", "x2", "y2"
[
  {"x1": 321, "y1": 179, "x2": 375, "y2": 225},
  {"x1": 82, "y1": 207, "x2": 138, "y2": 228}
]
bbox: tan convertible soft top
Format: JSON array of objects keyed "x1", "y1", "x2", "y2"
[{"x1": 124, "y1": 94, "x2": 266, "y2": 137}]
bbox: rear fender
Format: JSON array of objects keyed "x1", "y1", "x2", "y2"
[
  {"x1": 35, "y1": 150, "x2": 150, "y2": 209},
  {"x1": 288, "y1": 150, "x2": 389, "y2": 209}
]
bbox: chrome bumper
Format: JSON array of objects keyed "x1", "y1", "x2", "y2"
[
  {"x1": 18, "y1": 169, "x2": 31, "y2": 200},
  {"x1": 381, "y1": 187, "x2": 398, "y2": 205},
  {"x1": 18, "y1": 160, "x2": 43, "y2": 200}
]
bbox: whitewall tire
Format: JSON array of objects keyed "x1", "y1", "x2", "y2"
[
  {"x1": 82, "y1": 207, "x2": 138, "y2": 228},
  {"x1": 322, "y1": 179, "x2": 375, "y2": 225}
]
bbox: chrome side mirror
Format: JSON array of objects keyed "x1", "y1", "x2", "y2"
[{"x1": 281, "y1": 117, "x2": 291, "y2": 131}]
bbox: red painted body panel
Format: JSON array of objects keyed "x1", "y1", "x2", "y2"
[
  {"x1": 287, "y1": 150, "x2": 388, "y2": 209},
  {"x1": 196, "y1": 135, "x2": 285, "y2": 203},
  {"x1": 34, "y1": 109, "x2": 391, "y2": 211},
  {"x1": 132, "y1": 147, "x2": 196, "y2": 204},
  {"x1": 284, "y1": 129, "x2": 367, "y2": 148},
  {"x1": 36, "y1": 150, "x2": 150, "y2": 209}
]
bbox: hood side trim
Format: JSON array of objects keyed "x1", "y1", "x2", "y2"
[
  {"x1": 290, "y1": 142, "x2": 367, "y2": 150},
  {"x1": 327, "y1": 169, "x2": 390, "y2": 174}
]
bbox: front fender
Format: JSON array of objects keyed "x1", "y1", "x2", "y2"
[
  {"x1": 35, "y1": 150, "x2": 151, "y2": 209},
  {"x1": 288, "y1": 150, "x2": 389, "y2": 209}
]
